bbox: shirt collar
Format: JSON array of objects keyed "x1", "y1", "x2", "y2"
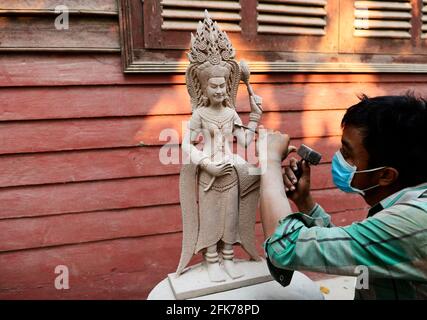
[{"x1": 368, "y1": 182, "x2": 427, "y2": 217}]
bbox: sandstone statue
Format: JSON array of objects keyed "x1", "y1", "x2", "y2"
[{"x1": 176, "y1": 11, "x2": 263, "y2": 283}]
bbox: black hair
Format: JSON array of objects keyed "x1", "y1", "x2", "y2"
[{"x1": 341, "y1": 92, "x2": 427, "y2": 187}]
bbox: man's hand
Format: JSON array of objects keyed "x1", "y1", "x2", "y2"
[
  {"x1": 257, "y1": 126, "x2": 296, "y2": 164},
  {"x1": 282, "y1": 158, "x2": 315, "y2": 214}
]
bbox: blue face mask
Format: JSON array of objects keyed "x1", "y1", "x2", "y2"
[{"x1": 331, "y1": 151, "x2": 385, "y2": 196}]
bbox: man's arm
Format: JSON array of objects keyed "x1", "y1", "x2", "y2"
[
  {"x1": 264, "y1": 202, "x2": 427, "y2": 283},
  {"x1": 260, "y1": 158, "x2": 294, "y2": 239},
  {"x1": 257, "y1": 128, "x2": 296, "y2": 239}
]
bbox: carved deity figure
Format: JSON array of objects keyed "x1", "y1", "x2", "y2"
[{"x1": 176, "y1": 12, "x2": 263, "y2": 282}]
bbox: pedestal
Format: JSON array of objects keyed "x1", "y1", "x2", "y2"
[
  {"x1": 168, "y1": 259, "x2": 273, "y2": 300},
  {"x1": 148, "y1": 259, "x2": 324, "y2": 300}
]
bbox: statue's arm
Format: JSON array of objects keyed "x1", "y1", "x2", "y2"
[{"x1": 233, "y1": 105, "x2": 261, "y2": 148}]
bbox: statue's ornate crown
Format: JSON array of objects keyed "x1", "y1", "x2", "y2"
[
  {"x1": 188, "y1": 10, "x2": 236, "y2": 65},
  {"x1": 186, "y1": 11, "x2": 240, "y2": 111}
]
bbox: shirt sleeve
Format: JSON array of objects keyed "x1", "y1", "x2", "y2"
[
  {"x1": 264, "y1": 202, "x2": 427, "y2": 282},
  {"x1": 292, "y1": 203, "x2": 335, "y2": 228}
]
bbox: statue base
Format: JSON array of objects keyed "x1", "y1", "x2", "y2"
[
  {"x1": 148, "y1": 259, "x2": 324, "y2": 300},
  {"x1": 168, "y1": 259, "x2": 271, "y2": 300}
]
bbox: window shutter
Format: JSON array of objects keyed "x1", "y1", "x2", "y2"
[
  {"x1": 423, "y1": 0, "x2": 427, "y2": 39},
  {"x1": 160, "y1": 0, "x2": 241, "y2": 32},
  {"x1": 257, "y1": 0, "x2": 327, "y2": 36},
  {"x1": 143, "y1": 0, "x2": 243, "y2": 49},
  {"x1": 339, "y1": 0, "x2": 427, "y2": 55},
  {"x1": 143, "y1": 0, "x2": 339, "y2": 51},
  {"x1": 120, "y1": 0, "x2": 427, "y2": 73},
  {"x1": 247, "y1": 0, "x2": 339, "y2": 53},
  {"x1": 353, "y1": 0, "x2": 412, "y2": 39}
]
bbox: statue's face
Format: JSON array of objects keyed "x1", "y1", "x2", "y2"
[{"x1": 205, "y1": 77, "x2": 227, "y2": 105}]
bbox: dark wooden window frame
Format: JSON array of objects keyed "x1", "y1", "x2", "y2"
[
  {"x1": 0, "y1": 0, "x2": 119, "y2": 52},
  {"x1": 143, "y1": 0, "x2": 339, "y2": 52},
  {"x1": 119, "y1": 0, "x2": 427, "y2": 74}
]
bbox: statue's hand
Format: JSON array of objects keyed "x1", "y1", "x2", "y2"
[
  {"x1": 203, "y1": 160, "x2": 233, "y2": 177},
  {"x1": 250, "y1": 95, "x2": 263, "y2": 115}
]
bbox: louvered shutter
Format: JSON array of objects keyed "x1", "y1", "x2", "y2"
[
  {"x1": 120, "y1": 0, "x2": 427, "y2": 73},
  {"x1": 257, "y1": 0, "x2": 327, "y2": 36},
  {"x1": 353, "y1": 0, "x2": 412, "y2": 39},
  {"x1": 143, "y1": 0, "x2": 243, "y2": 49},
  {"x1": 143, "y1": 0, "x2": 339, "y2": 51},
  {"x1": 160, "y1": 0, "x2": 241, "y2": 32},
  {"x1": 339, "y1": 0, "x2": 427, "y2": 55},
  {"x1": 247, "y1": 0, "x2": 339, "y2": 53},
  {"x1": 423, "y1": 0, "x2": 427, "y2": 39}
]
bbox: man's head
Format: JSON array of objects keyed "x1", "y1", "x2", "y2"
[{"x1": 338, "y1": 93, "x2": 427, "y2": 204}]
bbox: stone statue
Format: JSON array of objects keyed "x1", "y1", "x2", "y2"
[{"x1": 176, "y1": 11, "x2": 263, "y2": 283}]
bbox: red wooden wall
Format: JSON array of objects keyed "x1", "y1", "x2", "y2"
[{"x1": 1, "y1": 3, "x2": 427, "y2": 299}]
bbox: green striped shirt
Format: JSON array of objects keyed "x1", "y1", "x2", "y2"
[{"x1": 264, "y1": 183, "x2": 427, "y2": 300}]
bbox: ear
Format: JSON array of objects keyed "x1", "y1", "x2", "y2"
[{"x1": 378, "y1": 167, "x2": 399, "y2": 186}]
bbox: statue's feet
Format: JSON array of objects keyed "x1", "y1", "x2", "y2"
[
  {"x1": 222, "y1": 248, "x2": 244, "y2": 279},
  {"x1": 206, "y1": 262, "x2": 226, "y2": 282},
  {"x1": 223, "y1": 259, "x2": 244, "y2": 279},
  {"x1": 205, "y1": 251, "x2": 226, "y2": 282}
]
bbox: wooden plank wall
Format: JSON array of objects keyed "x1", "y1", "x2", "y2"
[{"x1": 1, "y1": 1, "x2": 427, "y2": 299}]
